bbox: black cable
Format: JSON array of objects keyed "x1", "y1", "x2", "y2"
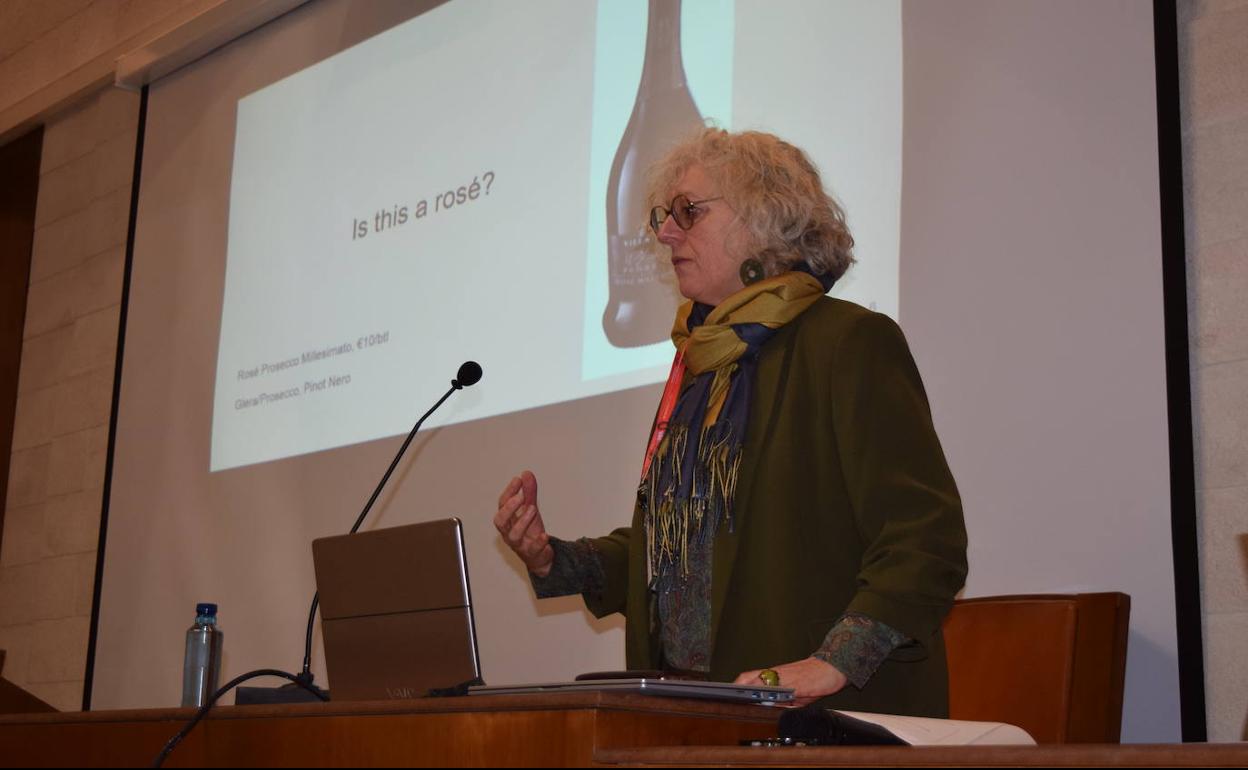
[{"x1": 151, "y1": 668, "x2": 327, "y2": 767}]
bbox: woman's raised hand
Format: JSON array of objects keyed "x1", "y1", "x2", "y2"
[{"x1": 493, "y1": 470, "x2": 554, "y2": 577}]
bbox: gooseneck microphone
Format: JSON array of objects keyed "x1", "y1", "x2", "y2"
[
  {"x1": 298, "y1": 361, "x2": 484, "y2": 687},
  {"x1": 156, "y1": 363, "x2": 485, "y2": 766}
]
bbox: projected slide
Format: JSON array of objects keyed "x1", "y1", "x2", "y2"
[{"x1": 211, "y1": 0, "x2": 901, "y2": 471}]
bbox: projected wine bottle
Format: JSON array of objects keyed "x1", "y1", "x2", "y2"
[{"x1": 603, "y1": 0, "x2": 703, "y2": 347}]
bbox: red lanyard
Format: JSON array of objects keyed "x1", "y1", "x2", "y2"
[{"x1": 640, "y1": 348, "x2": 687, "y2": 483}]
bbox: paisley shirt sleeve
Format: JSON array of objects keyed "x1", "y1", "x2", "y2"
[
  {"x1": 812, "y1": 612, "x2": 910, "y2": 690},
  {"x1": 528, "y1": 536, "x2": 608, "y2": 599}
]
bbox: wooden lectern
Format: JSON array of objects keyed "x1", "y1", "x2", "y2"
[
  {"x1": 0, "y1": 692, "x2": 779, "y2": 766},
  {"x1": 0, "y1": 692, "x2": 1243, "y2": 767}
]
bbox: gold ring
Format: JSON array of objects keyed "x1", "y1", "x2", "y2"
[{"x1": 759, "y1": 668, "x2": 780, "y2": 687}]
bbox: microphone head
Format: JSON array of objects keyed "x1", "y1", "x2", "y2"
[{"x1": 455, "y1": 361, "x2": 483, "y2": 388}]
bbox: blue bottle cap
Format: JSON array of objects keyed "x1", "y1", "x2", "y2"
[{"x1": 196, "y1": 603, "x2": 218, "y2": 617}]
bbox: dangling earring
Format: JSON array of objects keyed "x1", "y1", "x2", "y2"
[{"x1": 739, "y1": 258, "x2": 765, "y2": 286}]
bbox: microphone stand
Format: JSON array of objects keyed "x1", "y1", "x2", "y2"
[
  {"x1": 296, "y1": 374, "x2": 472, "y2": 692},
  {"x1": 156, "y1": 363, "x2": 482, "y2": 763}
]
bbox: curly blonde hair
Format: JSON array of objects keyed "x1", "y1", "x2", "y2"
[{"x1": 647, "y1": 128, "x2": 855, "y2": 284}]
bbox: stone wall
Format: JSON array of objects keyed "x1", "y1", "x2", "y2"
[
  {"x1": 1179, "y1": 0, "x2": 1248, "y2": 743},
  {"x1": 0, "y1": 86, "x2": 136, "y2": 711}
]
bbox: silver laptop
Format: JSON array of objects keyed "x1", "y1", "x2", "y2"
[
  {"x1": 469, "y1": 678, "x2": 794, "y2": 705},
  {"x1": 312, "y1": 518, "x2": 482, "y2": 701}
]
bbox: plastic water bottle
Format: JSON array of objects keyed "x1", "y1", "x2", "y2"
[{"x1": 181, "y1": 603, "x2": 224, "y2": 707}]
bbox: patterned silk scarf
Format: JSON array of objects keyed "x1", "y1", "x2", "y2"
[{"x1": 639, "y1": 270, "x2": 827, "y2": 586}]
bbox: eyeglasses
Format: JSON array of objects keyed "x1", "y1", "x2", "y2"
[{"x1": 649, "y1": 194, "x2": 723, "y2": 234}]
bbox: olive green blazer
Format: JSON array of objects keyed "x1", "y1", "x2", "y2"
[{"x1": 584, "y1": 297, "x2": 968, "y2": 717}]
